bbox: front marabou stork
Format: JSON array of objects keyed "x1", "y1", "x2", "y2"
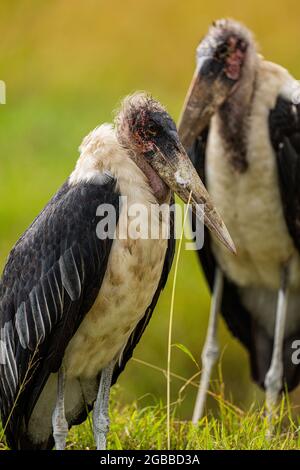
[
  {"x1": 0, "y1": 92, "x2": 234, "y2": 450},
  {"x1": 178, "y1": 19, "x2": 300, "y2": 423}
]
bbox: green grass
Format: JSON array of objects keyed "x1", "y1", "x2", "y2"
[
  {"x1": 1, "y1": 367, "x2": 299, "y2": 451},
  {"x1": 2, "y1": 384, "x2": 298, "y2": 451},
  {"x1": 70, "y1": 391, "x2": 300, "y2": 450}
]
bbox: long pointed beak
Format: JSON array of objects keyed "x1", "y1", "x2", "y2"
[
  {"x1": 151, "y1": 143, "x2": 236, "y2": 254},
  {"x1": 178, "y1": 66, "x2": 234, "y2": 151}
]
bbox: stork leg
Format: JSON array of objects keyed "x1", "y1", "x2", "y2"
[
  {"x1": 192, "y1": 268, "x2": 223, "y2": 424},
  {"x1": 52, "y1": 367, "x2": 68, "y2": 450},
  {"x1": 93, "y1": 360, "x2": 114, "y2": 450},
  {"x1": 265, "y1": 264, "x2": 290, "y2": 427}
]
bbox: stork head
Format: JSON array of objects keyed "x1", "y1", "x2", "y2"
[
  {"x1": 116, "y1": 92, "x2": 236, "y2": 253},
  {"x1": 179, "y1": 18, "x2": 257, "y2": 149}
]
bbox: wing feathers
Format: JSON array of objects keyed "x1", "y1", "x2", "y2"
[
  {"x1": 51, "y1": 265, "x2": 64, "y2": 313},
  {"x1": 2, "y1": 321, "x2": 18, "y2": 402},
  {"x1": 39, "y1": 280, "x2": 53, "y2": 333},
  {"x1": 270, "y1": 96, "x2": 300, "y2": 252},
  {"x1": 15, "y1": 302, "x2": 30, "y2": 349},
  {"x1": 59, "y1": 247, "x2": 82, "y2": 301}
]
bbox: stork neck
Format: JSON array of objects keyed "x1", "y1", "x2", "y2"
[
  {"x1": 217, "y1": 55, "x2": 258, "y2": 174},
  {"x1": 129, "y1": 149, "x2": 170, "y2": 204},
  {"x1": 140, "y1": 158, "x2": 170, "y2": 204}
]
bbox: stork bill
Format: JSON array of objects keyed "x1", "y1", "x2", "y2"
[
  {"x1": 178, "y1": 19, "x2": 300, "y2": 425},
  {"x1": 0, "y1": 92, "x2": 233, "y2": 450}
]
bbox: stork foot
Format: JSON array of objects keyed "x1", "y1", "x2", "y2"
[
  {"x1": 265, "y1": 365, "x2": 283, "y2": 410},
  {"x1": 93, "y1": 360, "x2": 114, "y2": 450},
  {"x1": 192, "y1": 269, "x2": 223, "y2": 424},
  {"x1": 52, "y1": 408, "x2": 68, "y2": 450},
  {"x1": 94, "y1": 413, "x2": 110, "y2": 450},
  {"x1": 192, "y1": 340, "x2": 219, "y2": 425},
  {"x1": 52, "y1": 367, "x2": 68, "y2": 450},
  {"x1": 265, "y1": 364, "x2": 283, "y2": 431},
  {"x1": 264, "y1": 264, "x2": 289, "y2": 436}
]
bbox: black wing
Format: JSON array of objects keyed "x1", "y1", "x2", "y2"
[
  {"x1": 0, "y1": 176, "x2": 120, "y2": 448},
  {"x1": 269, "y1": 95, "x2": 300, "y2": 390},
  {"x1": 112, "y1": 197, "x2": 176, "y2": 384},
  {"x1": 270, "y1": 96, "x2": 300, "y2": 251}
]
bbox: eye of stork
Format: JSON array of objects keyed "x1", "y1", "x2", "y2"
[
  {"x1": 137, "y1": 117, "x2": 160, "y2": 140},
  {"x1": 217, "y1": 43, "x2": 229, "y2": 59},
  {"x1": 146, "y1": 121, "x2": 158, "y2": 136}
]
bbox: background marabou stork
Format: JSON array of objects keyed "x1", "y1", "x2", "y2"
[
  {"x1": 178, "y1": 19, "x2": 300, "y2": 423},
  {"x1": 0, "y1": 92, "x2": 234, "y2": 450}
]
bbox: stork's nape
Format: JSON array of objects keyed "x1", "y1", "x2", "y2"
[
  {"x1": 0, "y1": 91, "x2": 235, "y2": 451},
  {"x1": 178, "y1": 18, "x2": 300, "y2": 428}
]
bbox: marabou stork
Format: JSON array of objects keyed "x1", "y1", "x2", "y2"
[
  {"x1": 178, "y1": 19, "x2": 300, "y2": 423},
  {"x1": 0, "y1": 92, "x2": 234, "y2": 450}
]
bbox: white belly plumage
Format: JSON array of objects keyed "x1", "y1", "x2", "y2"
[
  {"x1": 206, "y1": 80, "x2": 300, "y2": 293},
  {"x1": 206, "y1": 122, "x2": 300, "y2": 291},
  {"x1": 205, "y1": 63, "x2": 300, "y2": 338},
  {"x1": 64, "y1": 234, "x2": 167, "y2": 379}
]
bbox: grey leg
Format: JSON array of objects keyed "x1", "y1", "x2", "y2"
[
  {"x1": 192, "y1": 268, "x2": 223, "y2": 424},
  {"x1": 52, "y1": 367, "x2": 68, "y2": 450},
  {"x1": 265, "y1": 264, "x2": 290, "y2": 426},
  {"x1": 93, "y1": 360, "x2": 114, "y2": 450}
]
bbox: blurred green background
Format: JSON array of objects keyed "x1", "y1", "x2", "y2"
[{"x1": 1, "y1": 0, "x2": 300, "y2": 418}]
